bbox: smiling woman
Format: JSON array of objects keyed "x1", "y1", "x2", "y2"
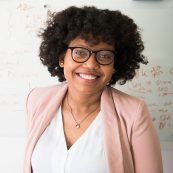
[{"x1": 24, "y1": 6, "x2": 163, "y2": 173}]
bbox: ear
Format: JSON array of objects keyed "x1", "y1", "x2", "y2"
[
  {"x1": 59, "y1": 60, "x2": 64, "y2": 67},
  {"x1": 59, "y1": 56, "x2": 64, "y2": 67}
]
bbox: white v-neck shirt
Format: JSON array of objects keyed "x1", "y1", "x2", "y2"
[{"x1": 31, "y1": 107, "x2": 107, "y2": 173}]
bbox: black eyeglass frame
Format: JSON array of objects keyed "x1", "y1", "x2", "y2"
[{"x1": 67, "y1": 46, "x2": 115, "y2": 65}]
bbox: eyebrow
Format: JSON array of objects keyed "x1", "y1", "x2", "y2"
[
  {"x1": 69, "y1": 44, "x2": 114, "y2": 51},
  {"x1": 69, "y1": 44, "x2": 89, "y2": 49}
]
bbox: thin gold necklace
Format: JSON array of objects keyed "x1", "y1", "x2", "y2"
[{"x1": 67, "y1": 94, "x2": 100, "y2": 129}]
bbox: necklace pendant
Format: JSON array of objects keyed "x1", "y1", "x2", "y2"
[{"x1": 75, "y1": 123, "x2": 80, "y2": 129}]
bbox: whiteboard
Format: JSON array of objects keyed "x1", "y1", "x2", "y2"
[{"x1": 0, "y1": 0, "x2": 173, "y2": 143}]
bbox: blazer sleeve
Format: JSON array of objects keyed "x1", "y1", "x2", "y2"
[{"x1": 131, "y1": 101, "x2": 163, "y2": 173}]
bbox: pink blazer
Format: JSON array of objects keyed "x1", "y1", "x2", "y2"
[{"x1": 24, "y1": 82, "x2": 163, "y2": 173}]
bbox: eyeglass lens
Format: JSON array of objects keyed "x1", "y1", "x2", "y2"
[{"x1": 70, "y1": 47, "x2": 114, "y2": 65}]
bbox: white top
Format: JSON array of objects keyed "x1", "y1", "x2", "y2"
[{"x1": 31, "y1": 107, "x2": 107, "y2": 173}]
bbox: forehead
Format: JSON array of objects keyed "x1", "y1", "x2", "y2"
[{"x1": 69, "y1": 37, "x2": 114, "y2": 50}]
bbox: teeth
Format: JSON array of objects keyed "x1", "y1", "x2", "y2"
[{"x1": 79, "y1": 73, "x2": 97, "y2": 80}]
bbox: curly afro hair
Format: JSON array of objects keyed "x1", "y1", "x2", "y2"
[{"x1": 39, "y1": 6, "x2": 148, "y2": 85}]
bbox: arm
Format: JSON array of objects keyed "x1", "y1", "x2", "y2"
[{"x1": 131, "y1": 101, "x2": 163, "y2": 173}]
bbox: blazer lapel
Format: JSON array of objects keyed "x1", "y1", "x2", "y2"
[
  {"x1": 35, "y1": 84, "x2": 68, "y2": 143},
  {"x1": 25, "y1": 83, "x2": 68, "y2": 173},
  {"x1": 101, "y1": 87, "x2": 134, "y2": 173}
]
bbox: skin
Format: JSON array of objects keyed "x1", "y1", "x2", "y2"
[{"x1": 59, "y1": 37, "x2": 115, "y2": 149}]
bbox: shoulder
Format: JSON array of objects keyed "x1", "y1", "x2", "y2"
[
  {"x1": 110, "y1": 86, "x2": 144, "y2": 106},
  {"x1": 29, "y1": 82, "x2": 66, "y2": 99},
  {"x1": 108, "y1": 86, "x2": 149, "y2": 124},
  {"x1": 30, "y1": 82, "x2": 66, "y2": 97},
  {"x1": 25, "y1": 82, "x2": 67, "y2": 113}
]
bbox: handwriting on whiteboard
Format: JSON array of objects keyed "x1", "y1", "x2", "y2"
[{"x1": 122, "y1": 65, "x2": 173, "y2": 141}]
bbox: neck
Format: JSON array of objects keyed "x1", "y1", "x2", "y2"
[{"x1": 65, "y1": 87, "x2": 102, "y2": 115}]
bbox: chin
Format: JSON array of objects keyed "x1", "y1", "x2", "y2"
[{"x1": 77, "y1": 86, "x2": 104, "y2": 95}]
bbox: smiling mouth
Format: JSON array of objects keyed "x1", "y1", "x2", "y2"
[{"x1": 78, "y1": 73, "x2": 99, "y2": 80}]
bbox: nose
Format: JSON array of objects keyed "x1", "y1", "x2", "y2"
[{"x1": 83, "y1": 54, "x2": 99, "y2": 69}]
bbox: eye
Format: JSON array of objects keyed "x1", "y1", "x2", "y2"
[
  {"x1": 96, "y1": 51, "x2": 114, "y2": 64},
  {"x1": 98, "y1": 52, "x2": 113, "y2": 60},
  {"x1": 74, "y1": 48, "x2": 88, "y2": 57},
  {"x1": 99, "y1": 54, "x2": 111, "y2": 60}
]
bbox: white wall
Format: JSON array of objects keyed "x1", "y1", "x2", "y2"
[{"x1": 0, "y1": 0, "x2": 173, "y2": 172}]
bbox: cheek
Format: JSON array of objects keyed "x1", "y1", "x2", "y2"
[
  {"x1": 62, "y1": 56, "x2": 71, "y2": 79},
  {"x1": 63, "y1": 55, "x2": 78, "y2": 79},
  {"x1": 63, "y1": 63, "x2": 72, "y2": 79},
  {"x1": 105, "y1": 66, "x2": 114, "y2": 76},
  {"x1": 104, "y1": 66, "x2": 115, "y2": 82}
]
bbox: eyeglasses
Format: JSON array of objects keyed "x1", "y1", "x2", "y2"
[{"x1": 68, "y1": 47, "x2": 115, "y2": 65}]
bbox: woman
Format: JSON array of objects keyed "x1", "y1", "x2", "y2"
[{"x1": 24, "y1": 6, "x2": 163, "y2": 173}]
